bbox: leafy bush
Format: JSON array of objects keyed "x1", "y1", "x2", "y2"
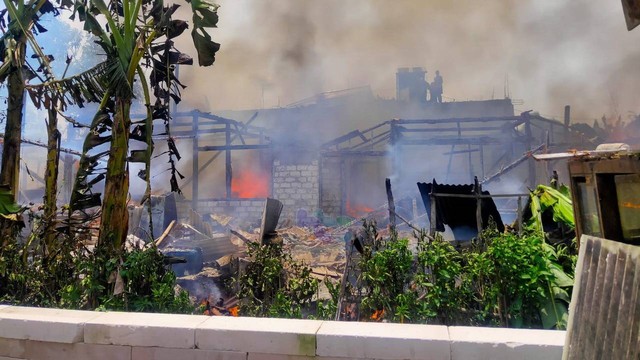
[
  {"x1": 235, "y1": 241, "x2": 318, "y2": 318},
  {"x1": 359, "y1": 236, "x2": 415, "y2": 322},
  {"x1": 355, "y1": 225, "x2": 575, "y2": 328},
  {"x1": 58, "y1": 246, "x2": 193, "y2": 313}
]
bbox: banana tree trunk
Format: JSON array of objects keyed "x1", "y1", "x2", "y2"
[
  {"x1": 0, "y1": 41, "x2": 26, "y2": 201},
  {"x1": 99, "y1": 98, "x2": 131, "y2": 254},
  {"x1": 43, "y1": 100, "x2": 60, "y2": 254}
]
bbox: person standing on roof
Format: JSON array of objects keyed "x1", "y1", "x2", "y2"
[{"x1": 431, "y1": 70, "x2": 443, "y2": 103}]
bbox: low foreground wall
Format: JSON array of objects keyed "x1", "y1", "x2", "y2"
[{"x1": 0, "y1": 305, "x2": 564, "y2": 360}]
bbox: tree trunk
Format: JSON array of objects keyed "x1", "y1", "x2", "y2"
[
  {"x1": 98, "y1": 98, "x2": 131, "y2": 254},
  {"x1": 43, "y1": 100, "x2": 60, "y2": 254},
  {"x1": 0, "y1": 41, "x2": 26, "y2": 201}
]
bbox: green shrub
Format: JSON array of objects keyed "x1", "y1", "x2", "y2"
[{"x1": 234, "y1": 241, "x2": 318, "y2": 318}]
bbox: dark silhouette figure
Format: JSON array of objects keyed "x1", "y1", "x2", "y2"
[{"x1": 431, "y1": 70, "x2": 443, "y2": 103}]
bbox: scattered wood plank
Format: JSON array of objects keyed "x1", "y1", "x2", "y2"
[{"x1": 154, "y1": 220, "x2": 176, "y2": 247}]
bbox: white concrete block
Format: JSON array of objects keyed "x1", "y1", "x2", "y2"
[
  {"x1": 0, "y1": 338, "x2": 26, "y2": 358},
  {"x1": 449, "y1": 326, "x2": 565, "y2": 360},
  {"x1": 196, "y1": 316, "x2": 322, "y2": 356},
  {"x1": 85, "y1": 312, "x2": 209, "y2": 348},
  {"x1": 0, "y1": 306, "x2": 102, "y2": 343},
  {"x1": 25, "y1": 341, "x2": 131, "y2": 360},
  {"x1": 316, "y1": 321, "x2": 450, "y2": 360},
  {"x1": 132, "y1": 347, "x2": 245, "y2": 360},
  {"x1": 248, "y1": 354, "x2": 361, "y2": 360}
]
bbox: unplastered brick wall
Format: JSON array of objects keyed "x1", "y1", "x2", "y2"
[
  {"x1": 272, "y1": 159, "x2": 319, "y2": 222},
  {"x1": 319, "y1": 157, "x2": 342, "y2": 218},
  {"x1": 0, "y1": 305, "x2": 565, "y2": 360}
]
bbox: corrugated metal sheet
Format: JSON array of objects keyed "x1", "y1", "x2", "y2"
[{"x1": 563, "y1": 235, "x2": 640, "y2": 359}]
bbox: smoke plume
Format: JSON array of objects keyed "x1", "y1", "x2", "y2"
[{"x1": 177, "y1": 0, "x2": 640, "y2": 122}]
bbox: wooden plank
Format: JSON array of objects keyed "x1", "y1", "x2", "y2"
[
  {"x1": 259, "y1": 198, "x2": 283, "y2": 244},
  {"x1": 154, "y1": 220, "x2": 176, "y2": 247}
]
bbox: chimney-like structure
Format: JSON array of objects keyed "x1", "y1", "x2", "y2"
[{"x1": 396, "y1": 67, "x2": 427, "y2": 103}]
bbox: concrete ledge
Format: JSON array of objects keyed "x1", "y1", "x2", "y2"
[
  {"x1": 0, "y1": 306, "x2": 565, "y2": 359},
  {"x1": 24, "y1": 341, "x2": 131, "y2": 360},
  {"x1": 132, "y1": 347, "x2": 245, "y2": 360},
  {"x1": 317, "y1": 321, "x2": 450, "y2": 360},
  {"x1": 0, "y1": 337, "x2": 26, "y2": 358},
  {"x1": 449, "y1": 326, "x2": 565, "y2": 360},
  {"x1": 0, "y1": 306, "x2": 102, "y2": 343},
  {"x1": 196, "y1": 316, "x2": 322, "y2": 356},
  {"x1": 85, "y1": 311, "x2": 209, "y2": 348}
]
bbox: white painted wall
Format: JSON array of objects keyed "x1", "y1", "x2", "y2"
[{"x1": 0, "y1": 306, "x2": 564, "y2": 359}]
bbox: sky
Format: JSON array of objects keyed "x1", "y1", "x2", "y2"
[{"x1": 172, "y1": 0, "x2": 640, "y2": 123}]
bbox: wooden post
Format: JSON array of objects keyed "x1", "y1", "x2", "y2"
[
  {"x1": 468, "y1": 144, "x2": 473, "y2": 182},
  {"x1": 390, "y1": 121, "x2": 401, "y2": 178},
  {"x1": 475, "y1": 176, "x2": 482, "y2": 240},
  {"x1": 385, "y1": 178, "x2": 396, "y2": 232},
  {"x1": 192, "y1": 113, "x2": 199, "y2": 210},
  {"x1": 517, "y1": 196, "x2": 523, "y2": 237},
  {"x1": 429, "y1": 181, "x2": 437, "y2": 236},
  {"x1": 225, "y1": 121, "x2": 232, "y2": 199},
  {"x1": 340, "y1": 157, "x2": 346, "y2": 216},
  {"x1": 524, "y1": 114, "x2": 536, "y2": 187},
  {"x1": 479, "y1": 144, "x2": 485, "y2": 180},
  {"x1": 564, "y1": 105, "x2": 571, "y2": 144}
]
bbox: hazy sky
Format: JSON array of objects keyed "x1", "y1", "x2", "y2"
[{"x1": 174, "y1": 0, "x2": 640, "y2": 123}]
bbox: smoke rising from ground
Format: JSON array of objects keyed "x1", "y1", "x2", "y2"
[{"x1": 178, "y1": 0, "x2": 640, "y2": 122}]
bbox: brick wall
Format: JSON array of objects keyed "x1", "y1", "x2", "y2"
[
  {"x1": 319, "y1": 157, "x2": 342, "y2": 218},
  {"x1": 272, "y1": 159, "x2": 319, "y2": 222}
]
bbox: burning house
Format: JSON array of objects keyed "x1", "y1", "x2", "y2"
[{"x1": 158, "y1": 69, "x2": 590, "y2": 227}]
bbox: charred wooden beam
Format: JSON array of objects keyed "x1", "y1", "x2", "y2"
[
  {"x1": 225, "y1": 122, "x2": 232, "y2": 199},
  {"x1": 192, "y1": 113, "x2": 199, "y2": 210},
  {"x1": 198, "y1": 144, "x2": 271, "y2": 151},
  {"x1": 322, "y1": 150, "x2": 389, "y2": 157},
  {"x1": 386, "y1": 178, "x2": 396, "y2": 232},
  {"x1": 480, "y1": 143, "x2": 546, "y2": 185},
  {"x1": 396, "y1": 115, "x2": 522, "y2": 124}
]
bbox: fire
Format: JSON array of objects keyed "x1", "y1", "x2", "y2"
[
  {"x1": 622, "y1": 201, "x2": 640, "y2": 209},
  {"x1": 231, "y1": 169, "x2": 269, "y2": 198},
  {"x1": 346, "y1": 200, "x2": 374, "y2": 218},
  {"x1": 228, "y1": 306, "x2": 239, "y2": 317},
  {"x1": 370, "y1": 309, "x2": 385, "y2": 321}
]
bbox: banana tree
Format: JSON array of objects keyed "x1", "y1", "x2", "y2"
[
  {"x1": 0, "y1": 0, "x2": 66, "y2": 202},
  {"x1": 66, "y1": 0, "x2": 220, "y2": 255}
]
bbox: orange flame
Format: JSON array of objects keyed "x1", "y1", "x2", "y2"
[
  {"x1": 228, "y1": 306, "x2": 239, "y2": 317},
  {"x1": 346, "y1": 201, "x2": 374, "y2": 218},
  {"x1": 370, "y1": 309, "x2": 385, "y2": 321},
  {"x1": 622, "y1": 201, "x2": 640, "y2": 209},
  {"x1": 231, "y1": 169, "x2": 269, "y2": 198}
]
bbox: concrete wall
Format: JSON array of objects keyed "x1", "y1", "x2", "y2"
[
  {"x1": 272, "y1": 160, "x2": 320, "y2": 222},
  {"x1": 0, "y1": 305, "x2": 565, "y2": 360}
]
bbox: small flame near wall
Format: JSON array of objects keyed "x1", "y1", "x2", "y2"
[{"x1": 346, "y1": 199, "x2": 375, "y2": 218}]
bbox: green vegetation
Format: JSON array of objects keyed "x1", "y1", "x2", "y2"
[
  {"x1": 234, "y1": 241, "x2": 318, "y2": 318},
  {"x1": 354, "y1": 226, "x2": 575, "y2": 329},
  {"x1": 0, "y1": 213, "x2": 192, "y2": 313},
  {"x1": 0, "y1": 0, "x2": 219, "y2": 314}
]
